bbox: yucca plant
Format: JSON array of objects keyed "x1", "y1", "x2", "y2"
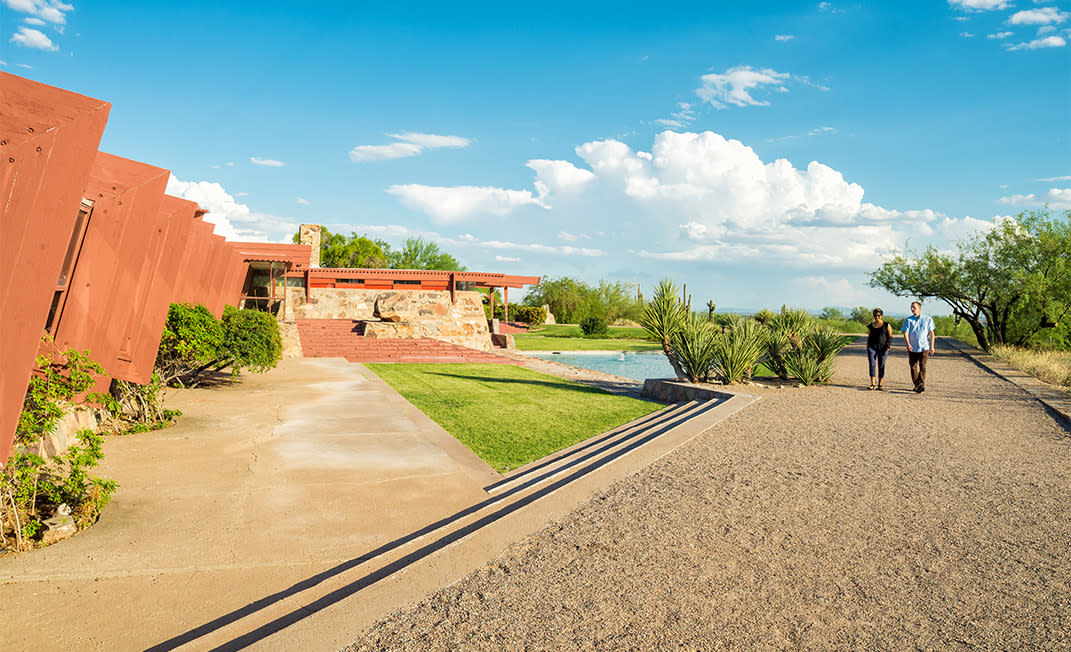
[
  {"x1": 710, "y1": 318, "x2": 766, "y2": 384},
  {"x1": 785, "y1": 326, "x2": 854, "y2": 385},
  {"x1": 640, "y1": 279, "x2": 688, "y2": 380},
  {"x1": 783, "y1": 349, "x2": 828, "y2": 385},
  {"x1": 808, "y1": 326, "x2": 854, "y2": 363},
  {"x1": 762, "y1": 327, "x2": 793, "y2": 379},
  {"x1": 671, "y1": 314, "x2": 719, "y2": 382},
  {"x1": 763, "y1": 307, "x2": 816, "y2": 379}
]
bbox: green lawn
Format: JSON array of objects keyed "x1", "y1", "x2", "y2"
[
  {"x1": 366, "y1": 363, "x2": 663, "y2": 472},
  {"x1": 516, "y1": 324, "x2": 661, "y2": 351}
]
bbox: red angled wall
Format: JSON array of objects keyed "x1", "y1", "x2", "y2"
[
  {"x1": 0, "y1": 73, "x2": 110, "y2": 464},
  {"x1": 112, "y1": 195, "x2": 199, "y2": 385},
  {"x1": 50, "y1": 153, "x2": 169, "y2": 391}
]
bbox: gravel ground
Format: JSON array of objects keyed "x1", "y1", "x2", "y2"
[{"x1": 343, "y1": 342, "x2": 1071, "y2": 651}]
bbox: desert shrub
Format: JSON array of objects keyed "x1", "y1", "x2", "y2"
[
  {"x1": 495, "y1": 304, "x2": 546, "y2": 325},
  {"x1": 221, "y1": 305, "x2": 282, "y2": 375},
  {"x1": 1, "y1": 342, "x2": 117, "y2": 551},
  {"x1": 156, "y1": 303, "x2": 224, "y2": 386},
  {"x1": 157, "y1": 303, "x2": 282, "y2": 387},
  {"x1": 103, "y1": 373, "x2": 181, "y2": 434},
  {"x1": 671, "y1": 314, "x2": 719, "y2": 382},
  {"x1": 710, "y1": 318, "x2": 766, "y2": 384},
  {"x1": 579, "y1": 316, "x2": 608, "y2": 336}
]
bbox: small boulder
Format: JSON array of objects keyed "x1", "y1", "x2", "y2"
[{"x1": 41, "y1": 503, "x2": 77, "y2": 545}]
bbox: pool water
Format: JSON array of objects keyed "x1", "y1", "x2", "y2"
[{"x1": 523, "y1": 350, "x2": 674, "y2": 382}]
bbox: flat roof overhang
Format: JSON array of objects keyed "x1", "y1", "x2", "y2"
[{"x1": 288, "y1": 268, "x2": 540, "y2": 289}]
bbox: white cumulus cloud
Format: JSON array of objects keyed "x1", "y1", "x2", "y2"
[
  {"x1": 1009, "y1": 7, "x2": 1070, "y2": 25},
  {"x1": 349, "y1": 132, "x2": 472, "y2": 162},
  {"x1": 386, "y1": 184, "x2": 546, "y2": 223},
  {"x1": 998, "y1": 187, "x2": 1071, "y2": 207},
  {"x1": 3, "y1": 0, "x2": 73, "y2": 24},
  {"x1": 775, "y1": 34, "x2": 795, "y2": 41},
  {"x1": 1007, "y1": 35, "x2": 1067, "y2": 49},
  {"x1": 10, "y1": 26, "x2": 56, "y2": 50},
  {"x1": 696, "y1": 66, "x2": 790, "y2": 109},
  {"x1": 988, "y1": 31, "x2": 1014, "y2": 39},
  {"x1": 948, "y1": 0, "x2": 1012, "y2": 10},
  {"x1": 526, "y1": 159, "x2": 596, "y2": 198},
  {"x1": 165, "y1": 177, "x2": 298, "y2": 242},
  {"x1": 576, "y1": 130, "x2": 941, "y2": 268}
]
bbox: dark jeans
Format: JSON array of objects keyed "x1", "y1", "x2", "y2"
[
  {"x1": 866, "y1": 347, "x2": 889, "y2": 378},
  {"x1": 908, "y1": 351, "x2": 929, "y2": 388}
]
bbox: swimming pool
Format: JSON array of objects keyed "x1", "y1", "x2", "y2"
[{"x1": 522, "y1": 350, "x2": 675, "y2": 382}]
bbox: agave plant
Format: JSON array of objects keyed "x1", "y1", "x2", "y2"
[
  {"x1": 710, "y1": 318, "x2": 766, "y2": 384},
  {"x1": 639, "y1": 279, "x2": 688, "y2": 380},
  {"x1": 671, "y1": 314, "x2": 719, "y2": 382}
]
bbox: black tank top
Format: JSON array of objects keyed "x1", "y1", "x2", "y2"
[{"x1": 867, "y1": 322, "x2": 890, "y2": 350}]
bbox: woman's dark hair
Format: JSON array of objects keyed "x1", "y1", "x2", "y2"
[{"x1": 873, "y1": 308, "x2": 883, "y2": 316}]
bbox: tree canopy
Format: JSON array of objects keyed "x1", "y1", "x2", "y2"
[
  {"x1": 869, "y1": 209, "x2": 1071, "y2": 351},
  {"x1": 293, "y1": 228, "x2": 465, "y2": 271},
  {"x1": 386, "y1": 237, "x2": 465, "y2": 271},
  {"x1": 522, "y1": 276, "x2": 643, "y2": 324}
]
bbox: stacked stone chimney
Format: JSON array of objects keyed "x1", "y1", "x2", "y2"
[{"x1": 298, "y1": 223, "x2": 321, "y2": 267}]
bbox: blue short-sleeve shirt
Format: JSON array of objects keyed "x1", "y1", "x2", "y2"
[{"x1": 901, "y1": 314, "x2": 935, "y2": 351}]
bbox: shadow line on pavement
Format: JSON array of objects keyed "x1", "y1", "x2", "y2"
[{"x1": 144, "y1": 401, "x2": 714, "y2": 652}]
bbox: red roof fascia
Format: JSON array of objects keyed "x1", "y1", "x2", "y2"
[
  {"x1": 232, "y1": 242, "x2": 311, "y2": 268},
  {"x1": 292, "y1": 268, "x2": 541, "y2": 288}
]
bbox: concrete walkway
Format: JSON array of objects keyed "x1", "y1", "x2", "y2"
[
  {"x1": 0, "y1": 358, "x2": 499, "y2": 650},
  {"x1": 1, "y1": 357, "x2": 752, "y2": 651}
]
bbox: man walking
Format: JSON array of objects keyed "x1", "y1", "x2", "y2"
[{"x1": 902, "y1": 301, "x2": 936, "y2": 393}]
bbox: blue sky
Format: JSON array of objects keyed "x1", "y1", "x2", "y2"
[{"x1": 3, "y1": 0, "x2": 1069, "y2": 313}]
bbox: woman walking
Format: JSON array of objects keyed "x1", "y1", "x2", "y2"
[{"x1": 866, "y1": 308, "x2": 893, "y2": 390}]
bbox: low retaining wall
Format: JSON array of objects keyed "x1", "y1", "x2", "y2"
[{"x1": 641, "y1": 378, "x2": 736, "y2": 403}]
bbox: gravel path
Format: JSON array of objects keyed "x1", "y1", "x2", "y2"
[{"x1": 344, "y1": 341, "x2": 1071, "y2": 651}]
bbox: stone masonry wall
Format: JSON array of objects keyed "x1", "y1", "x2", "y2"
[{"x1": 283, "y1": 287, "x2": 492, "y2": 351}]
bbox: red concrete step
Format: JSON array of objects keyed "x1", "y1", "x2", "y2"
[{"x1": 296, "y1": 319, "x2": 520, "y2": 365}]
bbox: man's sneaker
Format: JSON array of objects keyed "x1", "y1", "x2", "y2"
[{"x1": 914, "y1": 385, "x2": 923, "y2": 393}]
